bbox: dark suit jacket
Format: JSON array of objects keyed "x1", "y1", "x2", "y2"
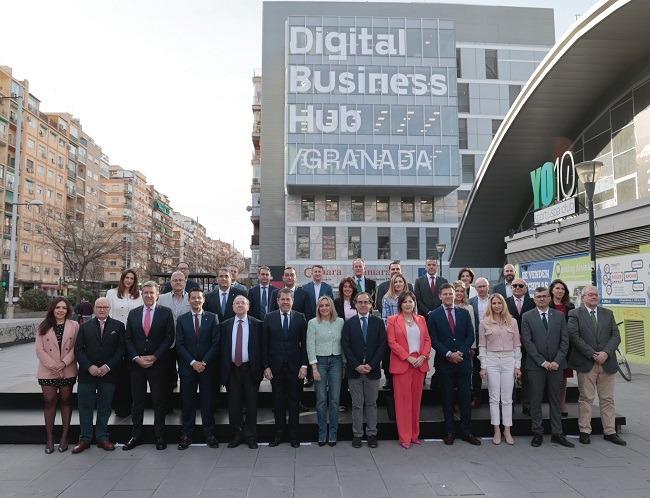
[
  {"x1": 375, "y1": 281, "x2": 413, "y2": 315},
  {"x1": 75, "y1": 317, "x2": 125, "y2": 384},
  {"x1": 204, "y1": 286, "x2": 246, "y2": 322},
  {"x1": 414, "y1": 275, "x2": 448, "y2": 316},
  {"x1": 568, "y1": 306, "x2": 620, "y2": 374},
  {"x1": 520, "y1": 308, "x2": 569, "y2": 371},
  {"x1": 353, "y1": 277, "x2": 376, "y2": 303},
  {"x1": 340, "y1": 314, "x2": 386, "y2": 380},
  {"x1": 247, "y1": 284, "x2": 274, "y2": 321},
  {"x1": 301, "y1": 281, "x2": 334, "y2": 320},
  {"x1": 262, "y1": 310, "x2": 308, "y2": 373},
  {"x1": 175, "y1": 311, "x2": 220, "y2": 373},
  {"x1": 268, "y1": 286, "x2": 308, "y2": 314},
  {"x1": 427, "y1": 305, "x2": 474, "y2": 369},
  {"x1": 493, "y1": 282, "x2": 510, "y2": 299},
  {"x1": 333, "y1": 297, "x2": 354, "y2": 319},
  {"x1": 220, "y1": 315, "x2": 264, "y2": 386},
  {"x1": 506, "y1": 294, "x2": 536, "y2": 333},
  {"x1": 162, "y1": 279, "x2": 200, "y2": 294},
  {"x1": 125, "y1": 304, "x2": 175, "y2": 362}
]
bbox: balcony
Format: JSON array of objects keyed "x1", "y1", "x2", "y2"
[
  {"x1": 0, "y1": 131, "x2": 7, "y2": 146},
  {"x1": 66, "y1": 186, "x2": 76, "y2": 197}
]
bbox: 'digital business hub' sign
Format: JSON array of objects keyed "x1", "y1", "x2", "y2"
[{"x1": 530, "y1": 151, "x2": 578, "y2": 224}]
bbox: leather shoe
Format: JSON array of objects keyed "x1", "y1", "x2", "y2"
[
  {"x1": 604, "y1": 433, "x2": 627, "y2": 446},
  {"x1": 269, "y1": 434, "x2": 283, "y2": 447},
  {"x1": 579, "y1": 432, "x2": 591, "y2": 444},
  {"x1": 551, "y1": 434, "x2": 575, "y2": 448},
  {"x1": 368, "y1": 435, "x2": 378, "y2": 448},
  {"x1": 156, "y1": 439, "x2": 167, "y2": 450},
  {"x1": 122, "y1": 437, "x2": 139, "y2": 451},
  {"x1": 461, "y1": 434, "x2": 481, "y2": 446},
  {"x1": 44, "y1": 445, "x2": 54, "y2": 454},
  {"x1": 318, "y1": 441, "x2": 327, "y2": 447},
  {"x1": 328, "y1": 441, "x2": 336, "y2": 447},
  {"x1": 531, "y1": 434, "x2": 543, "y2": 447},
  {"x1": 72, "y1": 441, "x2": 91, "y2": 454},
  {"x1": 206, "y1": 436, "x2": 219, "y2": 448},
  {"x1": 443, "y1": 434, "x2": 455, "y2": 445},
  {"x1": 247, "y1": 439, "x2": 258, "y2": 449},
  {"x1": 177, "y1": 437, "x2": 191, "y2": 450},
  {"x1": 97, "y1": 440, "x2": 115, "y2": 451},
  {"x1": 290, "y1": 440, "x2": 300, "y2": 448},
  {"x1": 352, "y1": 437, "x2": 362, "y2": 448},
  {"x1": 227, "y1": 437, "x2": 243, "y2": 448}
]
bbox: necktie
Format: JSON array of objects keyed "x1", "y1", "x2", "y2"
[
  {"x1": 590, "y1": 310, "x2": 597, "y2": 328},
  {"x1": 430, "y1": 276, "x2": 436, "y2": 296},
  {"x1": 194, "y1": 314, "x2": 200, "y2": 338},
  {"x1": 360, "y1": 316, "x2": 368, "y2": 343},
  {"x1": 99, "y1": 320, "x2": 105, "y2": 338},
  {"x1": 261, "y1": 287, "x2": 268, "y2": 313},
  {"x1": 516, "y1": 298, "x2": 522, "y2": 314},
  {"x1": 542, "y1": 312, "x2": 548, "y2": 331},
  {"x1": 221, "y1": 292, "x2": 227, "y2": 313},
  {"x1": 234, "y1": 319, "x2": 243, "y2": 366},
  {"x1": 446, "y1": 307, "x2": 456, "y2": 335},
  {"x1": 357, "y1": 278, "x2": 363, "y2": 293},
  {"x1": 282, "y1": 312, "x2": 289, "y2": 337},
  {"x1": 144, "y1": 307, "x2": 151, "y2": 337}
]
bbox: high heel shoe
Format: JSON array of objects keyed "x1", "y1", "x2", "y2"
[
  {"x1": 492, "y1": 433, "x2": 502, "y2": 445},
  {"x1": 58, "y1": 443, "x2": 69, "y2": 453},
  {"x1": 44, "y1": 444, "x2": 54, "y2": 454},
  {"x1": 504, "y1": 433, "x2": 515, "y2": 445}
]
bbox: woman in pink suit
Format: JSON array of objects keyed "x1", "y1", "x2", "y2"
[
  {"x1": 35, "y1": 297, "x2": 79, "y2": 453},
  {"x1": 387, "y1": 291, "x2": 432, "y2": 448}
]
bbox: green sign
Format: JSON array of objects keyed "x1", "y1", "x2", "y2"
[{"x1": 530, "y1": 151, "x2": 578, "y2": 211}]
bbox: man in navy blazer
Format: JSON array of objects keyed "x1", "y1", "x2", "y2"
[
  {"x1": 247, "y1": 265, "x2": 273, "y2": 321},
  {"x1": 352, "y1": 258, "x2": 377, "y2": 304},
  {"x1": 268, "y1": 266, "x2": 308, "y2": 314},
  {"x1": 262, "y1": 288, "x2": 308, "y2": 448},
  {"x1": 341, "y1": 292, "x2": 386, "y2": 448},
  {"x1": 204, "y1": 267, "x2": 246, "y2": 322},
  {"x1": 221, "y1": 295, "x2": 264, "y2": 449},
  {"x1": 175, "y1": 288, "x2": 220, "y2": 450},
  {"x1": 301, "y1": 265, "x2": 334, "y2": 321},
  {"x1": 428, "y1": 283, "x2": 481, "y2": 446},
  {"x1": 123, "y1": 281, "x2": 175, "y2": 451}
]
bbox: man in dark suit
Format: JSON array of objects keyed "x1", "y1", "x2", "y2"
[
  {"x1": 72, "y1": 297, "x2": 125, "y2": 454},
  {"x1": 269, "y1": 266, "x2": 308, "y2": 314},
  {"x1": 414, "y1": 257, "x2": 448, "y2": 317},
  {"x1": 204, "y1": 267, "x2": 246, "y2": 322},
  {"x1": 493, "y1": 263, "x2": 516, "y2": 299},
  {"x1": 262, "y1": 288, "x2": 308, "y2": 448},
  {"x1": 352, "y1": 258, "x2": 376, "y2": 304},
  {"x1": 175, "y1": 288, "x2": 220, "y2": 450},
  {"x1": 162, "y1": 261, "x2": 200, "y2": 294},
  {"x1": 221, "y1": 295, "x2": 264, "y2": 449},
  {"x1": 341, "y1": 292, "x2": 386, "y2": 448},
  {"x1": 123, "y1": 281, "x2": 175, "y2": 451},
  {"x1": 427, "y1": 283, "x2": 481, "y2": 446},
  {"x1": 248, "y1": 265, "x2": 273, "y2": 321},
  {"x1": 302, "y1": 264, "x2": 334, "y2": 321},
  {"x1": 568, "y1": 286, "x2": 625, "y2": 446},
  {"x1": 521, "y1": 286, "x2": 573, "y2": 448}
]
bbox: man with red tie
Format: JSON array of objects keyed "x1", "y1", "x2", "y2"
[
  {"x1": 175, "y1": 288, "x2": 220, "y2": 450},
  {"x1": 123, "y1": 281, "x2": 175, "y2": 451},
  {"x1": 414, "y1": 257, "x2": 448, "y2": 317}
]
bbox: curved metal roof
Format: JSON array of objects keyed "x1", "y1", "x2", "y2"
[{"x1": 450, "y1": 0, "x2": 650, "y2": 267}]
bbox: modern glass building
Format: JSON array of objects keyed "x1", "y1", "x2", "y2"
[{"x1": 257, "y1": 1, "x2": 554, "y2": 284}]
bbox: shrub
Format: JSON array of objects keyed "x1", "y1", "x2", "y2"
[{"x1": 18, "y1": 288, "x2": 49, "y2": 311}]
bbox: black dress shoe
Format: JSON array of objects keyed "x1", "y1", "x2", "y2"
[
  {"x1": 579, "y1": 432, "x2": 591, "y2": 444},
  {"x1": 290, "y1": 440, "x2": 300, "y2": 448},
  {"x1": 177, "y1": 437, "x2": 191, "y2": 450},
  {"x1": 328, "y1": 441, "x2": 336, "y2": 447},
  {"x1": 269, "y1": 436, "x2": 283, "y2": 447},
  {"x1": 247, "y1": 440, "x2": 259, "y2": 449},
  {"x1": 206, "y1": 436, "x2": 219, "y2": 448},
  {"x1": 156, "y1": 439, "x2": 167, "y2": 450},
  {"x1": 604, "y1": 433, "x2": 627, "y2": 446},
  {"x1": 122, "y1": 437, "x2": 139, "y2": 451},
  {"x1": 318, "y1": 441, "x2": 327, "y2": 447},
  {"x1": 531, "y1": 434, "x2": 543, "y2": 447},
  {"x1": 461, "y1": 434, "x2": 481, "y2": 446},
  {"x1": 352, "y1": 437, "x2": 362, "y2": 448},
  {"x1": 367, "y1": 436, "x2": 378, "y2": 448},
  {"x1": 443, "y1": 434, "x2": 455, "y2": 445},
  {"x1": 551, "y1": 434, "x2": 575, "y2": 448},
  {"x1": 57, "y1": 444, "x2": 69, "y2": 453},
  {"x1": 227, "y1": 437, "x2": 243, "y2": 448}
]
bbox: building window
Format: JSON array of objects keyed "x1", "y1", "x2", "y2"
[
  {"x1": 325, "y1": 196, "x2": 339, "y2": 222},
  {"x1": 376, "y1": 196, "x2": 390, "y2": 222},
  {"x1": 420, "y1": 198, "x2": 433, "y2": 222},
  {"x1": 351, "y1": 196, "x2": 365, "y2": 221},
  {"x1": 456, "y1": 48, "x2": 462, "y2": 78},
  {"x1": 322, "y1": 227, "x2": 336, "y2": 260},
  {"x1": 485, "y1": 49, "x2": 498, "y2": 79},
  {"x1": 509, "y1": 85, "x2": 521, "y2": 106},
  {"x1": 458, "y1": 83, "x2": 469, "y2": 113},
  {"x1": 458, "y1": 118, "x2": 468, "y2": 149},
  {"x1": 23, "y1": 222, "x2": 31, "y2": 232},
  {"x1": 348, "y1": 227, "x2": 361, "y2": 259},
  {"x1": 377, "y1": 228, "x2": 391, "y2": 260},
  {"x1": 401, "y1": 197, "x2": 415, "y2": 222},
  {"x1": 461, "y1": 155, "x2": 475, "y2": 184},
  {"x1": 301, "y1": 196, "x2": 315, "y2": 221},
  {"x1": 492, "y1": 119, "x2": 503, "y2": 138},
  {"x1": 457, "y1": 190, "x2": 469, "y2": 219},
  {"x1": 450, "y1": 228, "x2": 458, "y2": 246},
  {"x1": 425, "y1": 228, "x2": 440, "y2": 258},
  {"x1": 407, "y1": 228, "x2": 419, "y2": 260},
  {"x1": 297, "y1": 227, "x2": 310, "y2": 259}
]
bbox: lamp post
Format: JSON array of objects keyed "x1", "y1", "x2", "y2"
[
  {"x1": 435, "y1": 243, "x2": 447, "y2": 280},
  {"x1": 575, "y1": 160, "x2": 603, "y2": 286}
]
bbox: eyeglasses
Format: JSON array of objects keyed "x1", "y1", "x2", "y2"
[{"x1": 512, "y1": 284, "x2": 526, "y2": 288}]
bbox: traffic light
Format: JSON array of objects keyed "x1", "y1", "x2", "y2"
[{"x1": 1, "y1": 270, "x2": 8, "y2": 290}]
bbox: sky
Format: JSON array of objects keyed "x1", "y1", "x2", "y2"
[{"x1": 1, "y1": 0, "x2": 598, "y2": 256}]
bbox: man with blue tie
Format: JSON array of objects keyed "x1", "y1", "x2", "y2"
[
  {"x1": 262, "y1": 288, "x2": 308, "y2": 448},
  {"x1": 428, "y1": 283, "x2": 481, "y2": 446},
  {"x1": 352, "y1": 259, "x2": 377, "y2": 305},
  {"x1": 302, "y1": 264, "x2": 334, "y2": 321},
  {"x1": 248, "y1": 266, "x2": 273, "y2": 321},
  {"x1": 175, "y1": 288, "x2": 220, "y2": 450},
  {"x1": 204, "y1": 268, "x2": 246, "y2": 322},
  {"x1": 269, "y1": 267, "x2": 308, "y2": 314}
]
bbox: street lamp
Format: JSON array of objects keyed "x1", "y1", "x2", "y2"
[
  {"x1": 575, "y1": 160, "x2": 603, "y2": 286},
  {"x1": 435, "y1": 242, "x2": 447, "y2": 280}
]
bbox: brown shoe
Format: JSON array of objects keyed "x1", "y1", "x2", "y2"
[
  {"x1": 72, "y1": 441, "x2": 91, "y2": 454},
  {"x1": 97, "y1": 440, "x2": 115, "y2": 451}
]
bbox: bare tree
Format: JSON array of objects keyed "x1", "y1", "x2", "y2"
[{"x1": 210, "y1": 240, "x2": 244, "y2": 274}]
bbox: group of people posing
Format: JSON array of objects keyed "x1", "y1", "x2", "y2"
[{"x1": 34, "y1": 258, "x2": 626, "y2": 453}]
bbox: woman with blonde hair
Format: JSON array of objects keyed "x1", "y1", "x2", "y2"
[
  {"x1": 479, "y1": 293, "x2": 521, "y2": 445},
  {"x1": 453, "y1": 281, "x2": 480, "y2": 407},
  {"x1": 382, "y1": 273, "x2": 409, "y2": 390},
  {"x1": 307, "y1": 295, "x2": 344, "y2": 446}
]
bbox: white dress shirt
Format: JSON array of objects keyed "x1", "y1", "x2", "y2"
[
  {"x1": 477, "y1": 296, "x2": 490, "y2": 320},
  {"x1": 505, "y1": 282, "x2": 513, "y2": 298},
  {"x1": 231, "y1": 315, "x2": 250, "y2": 363},
  {"x1": 312, "y1": 281, "x2": 321, "y2": 303}
]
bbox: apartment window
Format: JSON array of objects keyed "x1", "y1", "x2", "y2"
[
  {"x1": 401, "y1": 197, "x2": 415, "y2": 222},
  {"x1": 458, "y1": 118, "x2": 468, "y2": 149},
  {"x1": 457, "y1": 190, "x2": 469, "y2": 219},
  {"x1": 458, "y1": 83, "x2": 470, "y2": 113},
  {"x1": 23, "y1": 243, "x2": 30, "y2": 254},
  {"x1": 509, "y1": 85, "x2": 522, "y2": 106},
  {"x1": 109, "y1": 260, "x2": 117, "y2": 267},
  {"x1": 456, "y1": 48, "x2": 462, "y2": 78},
  {"x1": 26, "y1": 159, "x2": 34, "y2": 173},
  {"x1": 420, "y1": 198, "x2": 434, "y2": 222},
  {"x1": 492, "y1": 119, "x2": 503, "y2": 138},
  {"x1": 23, "y1": 222, "x2": 31, "y2": 232},
  {"x1": 322, "y1": 227, "x2": 336, "y2": 260},
  {"x1": 407, "y1": 228, "x2": 419, "y2": 260},
  {"x1": 351, "y1": 196, "x2": 365, "y2": 221},
  {"x1": 377, "y1": 228, "x2": 391, "y2": 260},
  {"x1": 461, "y1": 155, "x2": 475, "y2": 184},
  {"x1": 296, "y1": 227, "x2": 310, "y2": 259},
  {"x1": 485, "y1": 49, "x2": 498, "y2": 79},
  {"x1": 54, "y1": 268, "x2": 60, "y2": 276},
  {"x1": 325, "y1": 196, "x2": 339, "y2": 222},
  {"x1": 348, "y1": 228, "x2": 361, "y2": 259},
  {"x1": 37, "y1": 164, "x2": 45, "y2": 176},
  {"x1": 38, "y1": 145, "x2": 46, "y2": 159},
  {"x1": 376, "y1": 196, "x2": 390, "y2": 222},
  {"x1": 27, "y1": 138, "x2": 35, "y2": 150},
  {"x1": 301, "y1": 195, "x2": 315, "y2": 221},
  {"x1": 425, "y1": 228, "x2": 440, "y2": 258},
  {"x1": 111, "y1": 222, "x2": 118, "y2": 228}
]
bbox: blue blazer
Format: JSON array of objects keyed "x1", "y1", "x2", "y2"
[
  {"x1": 427, "y1": 306, "x2": 474, "y2": 369},
  {"x1": 268, "y1": 286, "x2": 308, "y2": 315},
  {"x1": 220, "y1": 315, "x2": 264, "y2": 386},
  {"x1": 248, "y1": 284, "x2": 273, "y2": 321},
  {"x1": 341, "y1": 314, "x2": 386, "y2": 380},
  {"x1": 175, "y1": 311, "x2": 220, "y2": 373},
  {"x1": 262, "y1": 310, "x2": 308, "y2": 373},
  {"x1": 301, "y1": 281, "x2": 334, "y2": 320}
]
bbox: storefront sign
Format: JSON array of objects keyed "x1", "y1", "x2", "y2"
[
  {"x1": 530, "y1": 151, "x2": 578, "y2": 224},
  {"x1": 533, "y1": 197, "x2": 577, "y2": 224}
]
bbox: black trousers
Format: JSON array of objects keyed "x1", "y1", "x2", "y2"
[
  {"x1": 438, "y1": 361, "x2": 472, "y2": 436},
  {"x1": 271, "y1": 363, "x2": 300, "y2": 440},
  {"x1": 130, "y1": 362, "x2": 166, "y2": 440},
  {"x1": 164, "y1": 348, "x2": 178, "y2": 410},
  {"x1": 471, "y1": 349, "x2": 482, "y2": 398},
  {"x1": 228, "y1": 363, "x2": 260, "y2": 441},
  {"x1": 179, "y1": 367, "x2": 215, "y2": 438},
  {"x1": 112, "y1": 357, "x2": 132, "y2": 416}
]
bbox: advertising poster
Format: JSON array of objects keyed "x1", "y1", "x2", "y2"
[
  {"x1": 517, "y1": 254, "x2": 591, "y2": 303},
  {"x1": 599, "y1": 246, "x2": 650, "y2": 306}
]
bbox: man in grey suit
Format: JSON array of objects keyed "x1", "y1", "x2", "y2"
[
  {"x1": 521, "y1": 286, "x2": 573, "y2": 448},
  {"x1": 568, "y1": 286, "x2": 625, "y2": 446}
]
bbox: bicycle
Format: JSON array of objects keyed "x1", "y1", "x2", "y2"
[{"x1": 616, "y1": 322, "x2": 632, "y2": 381}]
